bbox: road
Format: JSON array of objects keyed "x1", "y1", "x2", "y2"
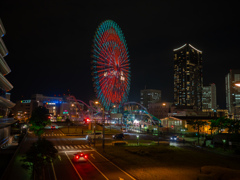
[
  {"x1": 2, "y1": 123, "x2": 191, "y2": 180},
  {"x1": 43, "y1": 128, "x2": 136, "y2": 180}
]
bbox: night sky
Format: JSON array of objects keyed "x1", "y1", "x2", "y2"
[{"x1": 0, "y1": 1, "x2": 240, "y2": 109}]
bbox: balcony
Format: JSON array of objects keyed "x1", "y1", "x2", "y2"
[
  {"x1": 0, "y1": 18, "x2": 6, "y2": 38},
  {"x1": 0, "y1": 73, "x2": 13, "y2": 91},
  {"x1": 0, "y1": 96, "x2": 15, "y2": 108},
  {"x1": 0, "y1": 38, "x2": 8, "y2": 57},
  {"x1": 0, "y1": 54, "x2": 11, "y2": 75}
]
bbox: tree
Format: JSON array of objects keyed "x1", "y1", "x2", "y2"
[
  {"x1": 209, "y1": 119, "x2": 218, "y2": 137},
  {"x1": 187, "y1": 119, "x2": 207, "y2": 144},
  {"x1": 215, "y1": 117, "x2": 229, "y2": 133},
  {"x1": 29, "y1": 106, "x2": 50, "y2": 139},
  {"x1": 21, "y1": 138, "x2": 58, "y2": 180}
]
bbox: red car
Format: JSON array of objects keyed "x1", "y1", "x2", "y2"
[{"x1": 73, "y1": 152, "x2": 88, "y2": 162}]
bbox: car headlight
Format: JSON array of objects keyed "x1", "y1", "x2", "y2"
[{"x1": 170, "y1": 137, "x2": 173, "y2": 140}]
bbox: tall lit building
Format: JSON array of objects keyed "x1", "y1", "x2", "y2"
[
  {"x1": 173, "y1": 43, "x2": 203, "y2": 110},
  {"x1": 0, "y1": 18, "x2": 15, "y2": 118},
  {"x1": 202, "y1": 83, "x2": 217, "y2": 109},
  {"x1": 225, "y1": 69, "x2": 240, "y2": 119},
  {"x1": 140, "y1": 89, "x2": 161, "y2": 109}
]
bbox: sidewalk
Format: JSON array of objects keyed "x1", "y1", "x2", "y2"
[{"x1": 0, "y1": 133, "x2": 32, "y2": 180}]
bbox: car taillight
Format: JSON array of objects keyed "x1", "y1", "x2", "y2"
[
  {"x1": 80, "y1": 153, "x2": 84, "y2": 157},
  {"x1": 75, "y1": 155, "x2": 79, "y2": 159},
  {"x1": 84, "y1": 155, "x2": 88, "y2": 159}
]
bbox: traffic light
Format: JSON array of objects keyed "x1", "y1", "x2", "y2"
[
  {"x1": 171, "y1": 125, "x2": 174, "y2": 129},
  {"x1": 84, "y1": 118, "x2": 90, "y2": 124}
]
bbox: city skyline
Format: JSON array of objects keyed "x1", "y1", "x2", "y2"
[{"x1": 0, "y1": 1, "x2": 240, "y2": 109}]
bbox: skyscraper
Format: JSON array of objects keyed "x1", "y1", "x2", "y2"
[
  {"x1": 225, "y1": 69, "x2": 240, "y2": 119},
  {"x1": 0, "y1": 18, "x2": 15, "y2": 117},
  {"x1": 140, "y1": 89, "x2": 161, "y2": 109},
  {"x1": 173, "y1": 43, "x2": 203, "y2": 110},
  {"x1": 202, "y1": 83, "x2": 217, "y2": 110}
]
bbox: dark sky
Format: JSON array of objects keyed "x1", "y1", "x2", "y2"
[{"x1": 0, "y1": 0, "x2": 240, "y2": 109}]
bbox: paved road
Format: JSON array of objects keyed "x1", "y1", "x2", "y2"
[
  {"x1": 2, "y1": 127, "x2": 136, "y2": 180},
  {"x1": 43, "y1": 129, "x2": 136, "y2": 180},
  {"x1": 2, "y1": 124, "x2": 193, "y2": 180}
]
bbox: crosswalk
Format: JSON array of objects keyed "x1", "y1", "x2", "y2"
[
  {"x1": 54, "y1": 145, "x2": 90, "y2": 150},
  {"x1": 43, "y1": 134, "x2": 65, "y2": 137}
]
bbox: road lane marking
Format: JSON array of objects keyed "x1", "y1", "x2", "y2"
[
  {"x1": 119, "y1": 178, "x2": 124, "y2": 180},
  {"x1": 66, "y1": 146, "x2": 70, "y2": 149},
  {"x1": 58, "y1": 146, "x2": 61, "y2": 149},
  {"x1": 88, "y1": 159, "x2": 109, "y2": 180},
  {"x1": 77, "y1": 145, "x2": 82, "y2": 148},
  {"x1": 51, "y1": 162, "x2": 57, "y2": 180},
  {"x1": 65, "y1": 152, "x2": 83, "y2": 180},
  {"x1": 90, "y1": 154, "x2": 95, "y2": 159},
  {"x1": 74, "y1": 145, "x2": 78, "y2": 149},
  {"x1": 94, "y1": 150, "x2": 136, "y2": 180},
  {"x1": 82, "y1": 145, "x2": 86, "y2": 148},
  {"x1": 62, "y1": 146, "x2": 66, "y2": 149}
]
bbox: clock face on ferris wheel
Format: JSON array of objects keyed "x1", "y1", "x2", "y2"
[{"x1": 91, "y1": 20, "x2": 130, "y2": 110}]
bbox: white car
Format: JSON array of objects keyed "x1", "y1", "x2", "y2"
[{"x1": 86, "y1": 132, "x2": 103, "y2": 140}]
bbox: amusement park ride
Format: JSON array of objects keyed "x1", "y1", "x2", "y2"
[{"x1": 67, "y1": 20, "x2": 160, "y2": 130}]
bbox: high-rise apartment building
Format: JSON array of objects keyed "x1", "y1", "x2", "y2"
[
  {"x1": 225, "y1": 69, "x2": 240, "y2": 119},
  {"x1": 202, "y1": 83, "x2": 217, "y2": 109},
  {"x1": 173, "y1": 43, "x2": 203, "y2": 110},
  {"x1": 0, "y1": 18, "x2": 15, "y2": 118},
  {"x1": 140, "y1": 89, "x2": 161, "y2": 109}
]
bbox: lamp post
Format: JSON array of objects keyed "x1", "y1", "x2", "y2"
[{"x1": 95, "y1": 101, "x2": 105, "y2": 150}]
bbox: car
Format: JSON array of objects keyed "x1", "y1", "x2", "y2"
[
  {"x1": 86, "y1": 132, "x2": 103, "y2": 140},
  {"x1": 112, "y1": 133, "x2": 125, "y2": 139},
  {"x1": 170, "y1": 135, "x2": 179, "y2": 141},
  {"x1": 51, "y1": 126, "x2": 56, "y2": 130},
  {"x1": 122, "y1": 128, "x2": 127, "y2": 132},
  {"x1": 72, "y1": 152, "x2": 88, "y2": 162}
]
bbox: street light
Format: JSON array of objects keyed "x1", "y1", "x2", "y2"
[
  {"x1": 136, "y1": 135, "x2": 139, "y2": 145},
  {"x1": 95, "y1": 101, "x2": 105, "y2": 150},
  {"x1": 235, "y1": 83, "x2": 240, "y2": 87}
]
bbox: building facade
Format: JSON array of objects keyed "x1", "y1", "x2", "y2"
[
  {"x1": 0, "y1": 18, "x2": 16, "y2": 148},
  {"x1": 12, "y1": 100, "x2": 38, "y2": 122},
  {"x1": 140, "y1": 89, "x2": 161, "y2": 109},
  {"x1": 202, "y1": 83, "x2": 217, "y2": 110},
  {"x1": 13, "y1": 94, "x2": 84, "y2": 122},
  {"x1": 225, "y1": 69, "x2": 240, "y2": 119},
  {"x1": 148, "y1": 102, "x2": 173, "y2": 119},
  {"x1": 0, "y1": 18, "x2": 15, "y2": 118},
  {"x1": 173, "y1": 43, "x2": 203, "y2": 110}
]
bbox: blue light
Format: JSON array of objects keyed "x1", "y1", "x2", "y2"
[{"x1": 1, "y1": 34, "x2": 4, "y2": 37}]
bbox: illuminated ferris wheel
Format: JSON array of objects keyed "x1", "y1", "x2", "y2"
[{"x1": 91, "y1": 20, "x2": 131, "y2": 111}]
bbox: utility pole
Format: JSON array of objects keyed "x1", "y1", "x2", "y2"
[
  {"x1": 102, "y1": 107, "x2": 105, "y2": 150},
  {"x1": 158, "y1": 121, "x2": 161, "y2": 145}
]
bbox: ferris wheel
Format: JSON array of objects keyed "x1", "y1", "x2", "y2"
[{"x1": 91, "y1": 20, "x2": 130, "y2": 111}]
